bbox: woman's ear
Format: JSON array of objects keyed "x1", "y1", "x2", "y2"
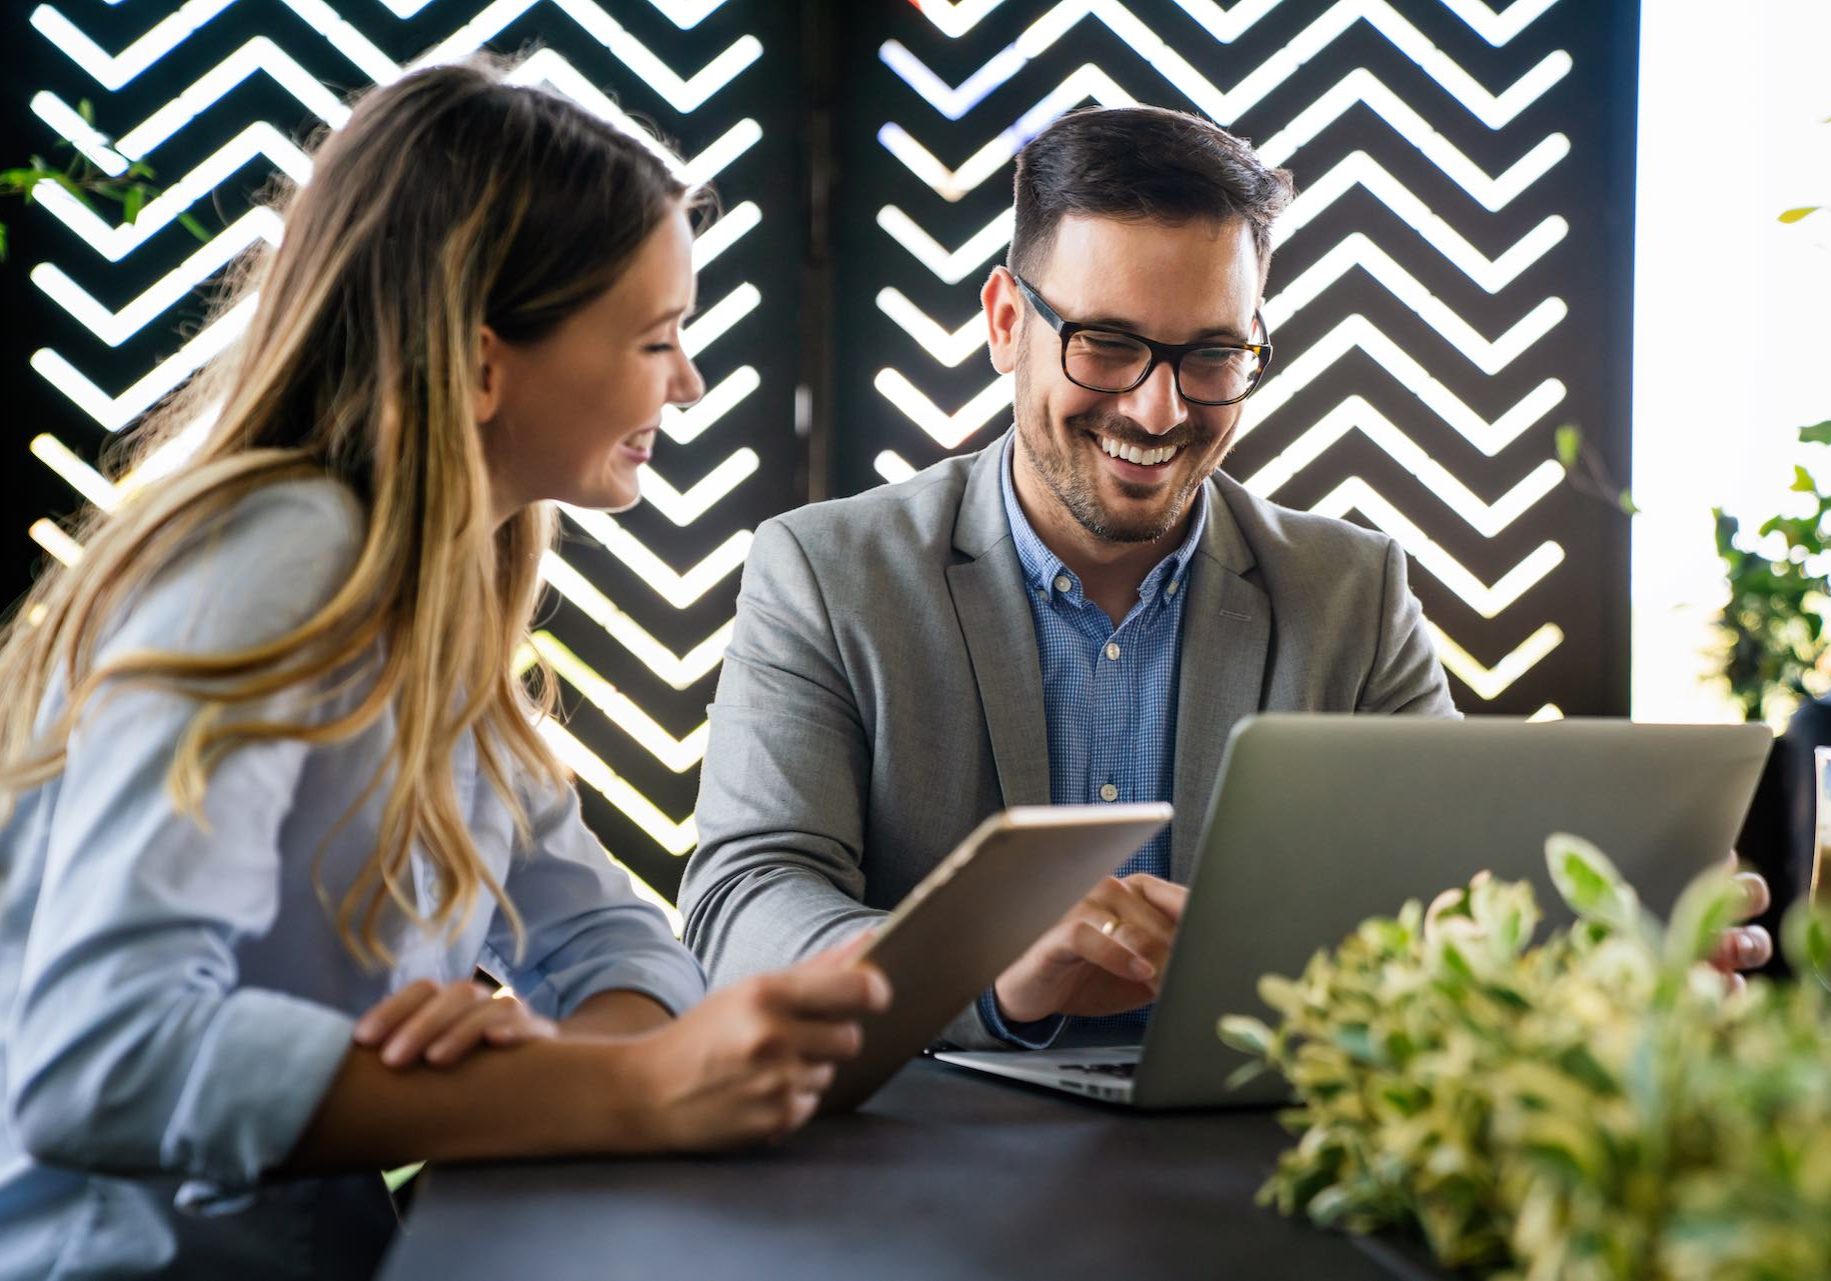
[{"x1": 474, "y1": 324, "x2": 505, "y2": 425}]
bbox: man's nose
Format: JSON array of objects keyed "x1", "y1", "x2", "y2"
[{"x1": 1114, "y1": 360, "x2": 1186, "y2": 435}]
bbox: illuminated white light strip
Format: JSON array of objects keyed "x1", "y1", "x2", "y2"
[
  {"x1": 112, "y1": 37, "x2": 349, "y2": 158},
  {"x1": 32, "y1": 123, "x2": 309, "y2": 262},
  {"x1": 1313, "y1": 478, "x2": 1565, "y2": 617},
  {"x1": 876, "y1": 206, "x2": 1012, "y2": 284},
  {"x1": 682, "y1": 284, "x2": 760, "y2": 358},
  {"x1": 29, "y1": 93, "x2": 127, "y2": 175},
  {"x1": 533, "y1": 632, "x2": 707, "y2": 773},
  {"x1": 639, "y1": 449, "x2": 760, "y2": 527},
  {"x1": 21, "y1": 52, "x2": 750, "y2": 258},
  {"x1": 906, "y1": 0, "x2": 1013, "y2": 38},
  {"x1": 877, "y1": 64, "x2": 1130, "y2": 201},
  {"x1": 281, "y1": 0, "x2": 401, "y2": 82},
  {"x1": 1245, "y1": 316, "x2": 1564, "y2": 456},
  {"x1": 32, "y1": 295, "x2": 257, "y2": 430},
  {"x1": 31, "y1": 207, "x2": 281, "y2": 346},
  {"x1": 875, "y1": 451, "x2": 918, "y2": 484},
  {"x1": 874, "y1": 370, "x2": 1012, "y2": 449},
  {"x1": 661, "y1": 366, "x2": 759, "y2": 446},
  {"x1": 1526, "y1": 703, "x2": 1563, "y2": 722},
  {"x1": 876, "y1": 289, "x2": 985, "y2": 367},
  {"x1": 1263, "y1": 235, "x2": 1568, "y2": 373},
  {"x1": 538, "y1": 717, "x2": 696, "y2": 860},
  {"x1": 1274, "y1": 152, "x2": 1569, "y2": 287},
  {"x1": 693, "y1": 201, "x2": 760, "y2": 269},
  {"x1": 880, "y1": 39, "x2": 1027, "y2": 120},
  {"x1": 1168, "y1": 0, "x2": 1571, "y2": 127},
  {"x1": 29, "y1": 520, "x2": 84, "y2": 567},
  {"x1": 502, "y1": 51, "x2": 762, "y2": 187},
  {"x1": 29, "y1": 0, "x2": 238, "y2": 90},
  {"x1": 885, "y1": 0, "x2": 1567, "y2": 130},
  {"x1": 681, "y1": 118, "x2": 763, "y2": 188},
  {"x1": 882, "y1": 38, "x2": 1564, "y2": 207},
  {"x1": 1163, "y1": 0, "x2": 1285, "y2": 41},
  {"x1": 1435, "y1": 0, "x2": 1560, "y2": 47},
  {"x1": 1240, "y1": 396, "x2": 1566, "y2": 537},
  {"x1": 414, "y1": 0, "x2": 760, "y2": 112},
  {"x1": 125, "y1": 405, "x2": 220, "y2": 490},
  {"x1": 1428, "y1": 622, "x2": 1564, "y2": 700},
  {"x1": 31, "y1": 435, "x2": 119, "y2": 512},
  {"x1": 646, "y1": 0, "x2": 733, "y2": 29},
  {"x1": 560, "y1": 508, "x2": 752, "y2": 609},
  {"x1": 1257, "y1": 70, "x2": 1571, "y2": 208},
  {"x1": 539, "y1": 552, "x2": 732, "y2": 689}
]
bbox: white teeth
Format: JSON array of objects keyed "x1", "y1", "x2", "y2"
[{"x1": 1099, "y1": 436, "x2": 1180, "y2": 467}]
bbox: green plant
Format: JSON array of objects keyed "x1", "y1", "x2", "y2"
[
  {"x1": 0, "y1": 99, "x2": 206, "y2": 261},
  {"x1": 1713, "y1": 421, "x2": 1831, "y2": 723},
  {"x1": 1220, "y1": 836, "x2": 1831, "y2": 1281}
]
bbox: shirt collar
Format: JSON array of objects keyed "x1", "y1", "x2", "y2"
[{"x1": 999, "y1": 435, "x2": 1208, "y2": 606}]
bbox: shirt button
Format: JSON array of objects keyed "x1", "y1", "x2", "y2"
[
  {"x1": 1167, "y1": 580, "x2": 1180, "y2": 596},
  {"x1": 1099, "y1": 783, "x2": 1119, "y2": 802},
  {"x1": 1054, "y1": 575, "x2": 1072, "y2": 593},
  {"x1": 1104, "y1": 642, "x2": 1121, "y2": 661}
]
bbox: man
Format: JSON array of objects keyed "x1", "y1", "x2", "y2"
[{"x1": 679, "y1": 106, "x2": 1768, "y2": 1049}]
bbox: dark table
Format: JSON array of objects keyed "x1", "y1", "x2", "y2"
[{"x1": 380, "y1": 1057, "x2": 1445, "y2": 1281}]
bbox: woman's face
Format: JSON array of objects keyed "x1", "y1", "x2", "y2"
[{"x1": 477, "y1": 204, "x2": 704, "y2": 523}]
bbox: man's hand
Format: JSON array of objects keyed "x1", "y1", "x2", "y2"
[
  {"x1": 1708, "y1": 859, "x2": 1773, "y2": 992},
  {"x1": 992, "y1": 874, "x2": 1186, "y2": 1024}
]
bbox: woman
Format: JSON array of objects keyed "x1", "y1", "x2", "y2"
[{"x1": 0, "y1": 57, "x2": 887, "y2": 1280}]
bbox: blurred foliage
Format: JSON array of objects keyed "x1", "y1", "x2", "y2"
[
  {"x1": 1221, "y1": 835, "x2": 1831, "y2": 1280},
  {"x1": 1713, "y1": 420, "x2": 1831, "y2": 724},
  {"x1": 0, "y1": 98, "x2": 207, "y2": 262}
]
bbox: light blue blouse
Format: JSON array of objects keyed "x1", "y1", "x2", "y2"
[{"x1": 0, "y1": 478, "x2": 707, "y2": 1279}]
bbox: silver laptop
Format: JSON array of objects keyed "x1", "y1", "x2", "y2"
[{"x1": 934, "y1": 714, "x2": 1772, "y2": 1108}]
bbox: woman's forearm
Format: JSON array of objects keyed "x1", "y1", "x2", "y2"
[
  {"x1": 279, "y1": 1036, "x2": 650, "y2": 1173},
  {"x1": 561, "y1": 989, "x2": 674, "y2": 1039}
]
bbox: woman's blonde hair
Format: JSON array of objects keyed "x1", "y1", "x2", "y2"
[{"x1": 0, "y1": 56, "x2": 693, "y2": 966}]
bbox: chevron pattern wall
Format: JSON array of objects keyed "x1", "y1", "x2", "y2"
[
  {"x1": 4, "y1": 0, "x2": 810, "y2": 917},
  {"x1": 1, "y1": 0, "x2": 1637, "y2": 914},
  {"x1": 829, "y1": 0, "x2": 1637, "y2": 719}
]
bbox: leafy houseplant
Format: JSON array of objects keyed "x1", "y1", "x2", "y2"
[
  {"x1": 1220, "y1": 836, "x2": 1831, "y2": 1281},
  {"x1": 1714, "y1": 420, "x2": 1831, "y2": 724},
  {"x1": 0, "y1": 99, "x2": 205, "y2": 261}
]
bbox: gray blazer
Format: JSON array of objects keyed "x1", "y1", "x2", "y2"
[{"x1": 679, "y1": 432, "x2": 1456, "y2": 1046}]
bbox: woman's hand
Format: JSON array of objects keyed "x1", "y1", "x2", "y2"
[
  {"x1": 354, "y1": 980, "x2": 558, "y2": 1069},
  {"x1": 615, "y1": 934, "x2": 892, "y2": 1151}
]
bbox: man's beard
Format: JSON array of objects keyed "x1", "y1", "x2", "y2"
[{"x1": 1013, "y1": 361, "x2": 1219, "y2": 545}]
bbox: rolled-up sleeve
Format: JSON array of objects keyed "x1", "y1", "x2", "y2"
[
  {"x1": 5, "y1": 482, "x2": 364, "y2": 1188},
  {"x1": 484, "y1": 781, "x2": 706, "y2": 1021}
]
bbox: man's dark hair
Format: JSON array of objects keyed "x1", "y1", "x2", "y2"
[{"x1": 1009, "y1": 106, "x2": 1295, "y2": 282}]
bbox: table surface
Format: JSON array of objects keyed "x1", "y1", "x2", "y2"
[{"x1": 380, "y1": 1057, "x2": 1447, "y2": 1281}]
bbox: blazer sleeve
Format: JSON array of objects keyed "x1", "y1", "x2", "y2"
[
  {"x1": 677, "y1": 517, "x2": 885, "y2": 985},
  {"x1": 5, "y1": 484, "x2": 365, "y2": 1188},
  {"x1": 1357, "y1": 536, "x2": 1460, "y2": 717}
]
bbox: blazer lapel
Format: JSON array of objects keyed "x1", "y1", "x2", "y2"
[
  {"x1": 1170, "y1": 483, "x2": 1270, "y2": 883},
  {"x1": 947, "y1": 435, "x2": 1051, "y2": 810}
]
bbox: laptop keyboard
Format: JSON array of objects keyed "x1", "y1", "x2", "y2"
[{"x1": 1060, "y1": 1061, "x2": 1137, "y2": 1079}]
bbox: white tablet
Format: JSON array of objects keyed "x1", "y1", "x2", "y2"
[{"x1": 820, "y1": 802, "x2": 1172, "y2": 1114}]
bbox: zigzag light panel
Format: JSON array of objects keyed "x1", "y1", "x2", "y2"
[
  {"x1": 11, "y1": 0, "x2": 807, "y2": 908},
  {"x1": 835, "y1": 0, "x2": 1636, "y2": 717}
]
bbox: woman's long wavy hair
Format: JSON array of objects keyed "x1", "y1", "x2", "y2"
[{"x1": 0, "y1": 56, "x2": 693, "y2": 966}]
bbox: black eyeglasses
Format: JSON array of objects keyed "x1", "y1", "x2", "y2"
[{"x1": 1010, "y1": 272, "x2": 1273, "y2": 407}]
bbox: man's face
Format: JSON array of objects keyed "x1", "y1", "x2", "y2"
[{"x1": 987, "y1": 214, "x2": 1263, "y2": 544}]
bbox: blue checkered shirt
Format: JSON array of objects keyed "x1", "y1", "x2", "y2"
[{"x1": 977, "y1": 438, "x2": 1208, "y2": 1047}]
